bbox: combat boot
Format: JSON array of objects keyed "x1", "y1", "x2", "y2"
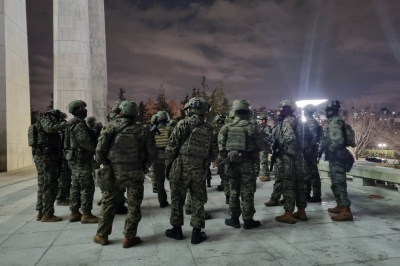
[
  {"x1": 264, "y1": 199, "x2": 279, "y2": 207},
  {"x1": 41, "y1": 215, "x2": 63, "y2": 222},
  {"x1": 56, "y1": 200, "x2": 69, "y2": 206},
  {"x1": 36, "y1": 211, "x2": 42, "y2": 221},
  {"x1": 259, "y1": 175, "x2": 271, "y2": 182},
  {"x1": 279, "y1": 198, "x2": 286, "y2": 205},
  {"x1": 160, "y1": 201, "x2": 170, "y2": 208},
  {"x1": 307, "y1": 196, "x2": 321, "y2": 203},
  {"x1": 293, "y1": 208, "x2": 308, "y2": 221},
  {"x1": 275, "y1": 211, "x2": 296, "y2": 224},
  {"x1": 217, "y1": 185, "x2": 224, "y2": 191},
  {"x1": 165, "y1": 226, "x2": 184, "y2": 240},
  {"x1": 225, "y1": 216, "x2": 240, "y2": 228},
  {"x1": 97, "y1": 199, "x2": 102, "y2": 206},
  {"x1": 81, "y1": 211, "x2": 99, "y2": 224},
  {"x1": 226, "y1": 195, "x2": 229, "y2": 204},
  {"x1": 306, "y1": 193, "x2": 311, "y2": 200},
  {"x1": 185, "y1": 209, "x2": 192, "y2": 215},
  {"x1": 191, "y1": 228, "x2": 207, "y2": 244},
  {"x1": 243, "y1": 218, "x2": 261, "y2": 230},
  {"x1": 327, "y1": 204, "x2": 343, "y2": 214},
  {"x1": 93, "y1": 235, "x2": 109, "y2": 246},
  {"x1": 123, "y1": 236, "x2": 141, "y2": 248},
  {"x1": 69, "y1": 209, "x2": 82, "y2": 222},
  {"x1": 205, "y1": 211, "x2": 211, "y2": 220},
  {"x1": 331, "y1": 207, "x2": 354, "y2": 221},
  {"x1": 116, "y1": 205, "x2": 128, "y2": 214},
  {"x1": 153, "y1": 187, "x2": 158, "y2": 193},
  {"x1": 207, "y1": 179, "x2": 212, "y2": 187}
]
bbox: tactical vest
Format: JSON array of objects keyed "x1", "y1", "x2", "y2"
[
  {"x1": 226, "y1": 120, "x2": 257, "y2": 152},
  {"x1": 155, "y1": 125, "x2": 170, "y2": 149},
  {"x1": 108, "y1": 123, "x2": 143, "y2": 163},
  {"x1": 30, "y1": 118, "x2": 62, "y2": 150},
  {"x1": 180, "y1": 122, "x2": 213, "y2": 160}
]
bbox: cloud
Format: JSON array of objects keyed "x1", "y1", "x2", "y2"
[{"x1": 27, "y1": 0, "x2": 400, "y2": 112}]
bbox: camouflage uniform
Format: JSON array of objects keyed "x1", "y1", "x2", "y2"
[
  {"x1": 259, "y1": 123, "x2": 272, "y2": 178},
  {"x1": 301, "y1": 113, "x2": 322, "y2": 199},
  {"x1": 268, "y1": 122, "x2": 283, "y2": 202},
  {"x1": 153, "y1": 111, "x2": 172, "y2": 206},
  {"x1": 56, "y1": 113, "x2": 72, "y2": 204},
  {"x1": 219, "y1": 100, "x2": 265, "y2": 227},
  {"x1": 149, "y1": 114, "x2": 159, "y2": 190},
  {"x1": 95, "y1": 102, "x2": 157, "y2": 243},
  {"x1": 32, "y1": 114, "x2": 72, "y2": 220},
  {"x1": 165, "y1": 98, "x2": 217, "y2": 230}
]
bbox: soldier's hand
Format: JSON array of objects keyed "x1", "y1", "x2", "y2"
[{"x1": 66, "y1": 117, "x2": 80, "y2": 126}]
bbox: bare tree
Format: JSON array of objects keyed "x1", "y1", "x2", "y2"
[{"x1": 342, "y1": 97, "x2": 385, "y2": 160}]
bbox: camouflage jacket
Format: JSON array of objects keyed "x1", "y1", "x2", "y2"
[
  {"x1": 322, "y1": 115, "x2": 346, "y2": 157},
  {"x1": 65, "y1": 118, "x2": 96, "y2": 161},
  {"x1": 218, "y1": 116, "x2": 266, "y2": 158},
  {"x1": 277, "y1": 116, "x2": 302, "y2": 156},
  {"x1": 34, "y1": 117, "x2": 65, "y2": 152},
  {"x1": 165, "y1": 114, "x2": 218, "y2": 166},
  {"x1": 96, "y1": 118, "x2": 158, "y2": 166}
]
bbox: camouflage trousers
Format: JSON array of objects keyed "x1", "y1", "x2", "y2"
[
  {"x1": 277, "y1": 154, "x2": 307, "y2": 212},
  {"x1": 329, "y1": 159, "x2": 351, "y2": 207},
  {"x1": 57, "y1": 158, "x2": 71, "y2": 202},
  {"x1": 153, "y1": 159, "x2": 168, "y2": 204},
  {"x1": 304, "y1": 156, "x2": 321, "y2": 197},
  {"x1": 150, "y1": 165, "x2": 156, "y2": 188},
  {"x1": 169, "y1": 155, "x2": 207, "y2": 229},
  {"x1": 259, "y1": 151, "x2": 270, "y2": 176},
  {"x1": 226, "y1": 161, "x2": 257, "y2": 221},
  {"x1": 270, "y1": 158, "x2": 283, "y2": 201},
  {"x1": 68, "y1": 161, "x2": 95, "y2": 212},
  {"x1": 218, "y1": 163, "x2": 229, "y2": 196},
  {"x1": 34, "y1": 156, "x2": 58, "y2": 216},
  {"x1": 97, "y1": 167, "x2": 144, "y2": 239}
]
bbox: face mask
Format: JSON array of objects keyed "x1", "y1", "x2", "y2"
[
  {"x1": 325, "y1": 109, "x2": 334, "y2": 118},
  {"x1": 74, "y1": 108, "x2": 87, "y2": 119}
]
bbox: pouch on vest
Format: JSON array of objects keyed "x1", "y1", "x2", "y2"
[
  {"x1": 28, "y1": 124, "x2": 38, "y2": 147},
  {"x1": 108, "y1": 125, "x2": 140, "y2": 163},
  {"x1": 226, "y1": 126, "x2": 246, "y2": 151},
  {"x1": 155, "y1": 127, "x2": 170, "y2": 148},
  {"x1": 183, "y1": 125, "x2": 212, "y2": 160}
]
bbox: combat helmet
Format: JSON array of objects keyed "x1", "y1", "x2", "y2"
[
  {"x1": 151, "y1": 114, "x2": 158, "y2": 123},
  {"x1": 119, "y1": 101, "x2": 138, "y2": 116},
  {"x1": 228, "y1": 108, "x2": 235, "y2": 119},
  {"x1": 45, "y1": 109, "x2": 62, "y2": 119},
  {"x1": 60, "y1": 112, "x2": 67, "y2": 120},
  {"x1": 232, "y1": 99, "x2": 250, "y2": 112},
  {"x1": 67, "y1": 100, "x2": 87, "y2": 114},
  {"x1": 169, "y1": 119, "x2": 177, "y2": 127},
  {"x1": 156, "y1": 111, "x2": 169, "y2": 122},
  {"x1": 278, "y1": 99, "x2": 297, "y2": 112},
  {"x1": 325, "y1": 100, "x2": 341, "y2": 110},
  {"x1": 112, "y1": 101, "x2": 122, "y2": 113},
  {"x1": 303, "y1": 104, "x2": 317, "y2": 114},
  {"x1": 184, "y1": 102, "x2": 190, "y2": 110},
  {"x1": 187, "y1": 97, "x2": 210, "y2": 115},
  {"x1": 258, "y1": 114, "x2": 268, "y2": 121},
  {"x1": 213, "y1": 114, "x2": 226, "y2": 123}
]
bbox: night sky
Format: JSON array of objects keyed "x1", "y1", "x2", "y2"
[{"x1": 27, "y1": 0, "x2": 400, "y2": 112}]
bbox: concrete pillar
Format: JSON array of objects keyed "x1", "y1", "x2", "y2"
[
  {"x1": 88, "y1": 0, "x2": 108, "y2": 125},
  {"x1": 53, "y1": 0, "x2": 92, "y2": 118},
  {"x1": 0, "y1": 0, "x2": 32, "y2": 172}
]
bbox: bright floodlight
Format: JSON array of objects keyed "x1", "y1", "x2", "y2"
[{"x1": 296, "y1": 99, "x2": 328, "y2": 108}]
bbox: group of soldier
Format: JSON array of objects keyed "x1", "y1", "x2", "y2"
[{"x1": 29, "y1": 96, "x2": 354, "y2": 248}]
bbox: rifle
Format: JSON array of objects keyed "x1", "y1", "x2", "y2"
[
  {"x1": 150, "y1": 124, "x2": 161, "y2": 135},
  {"x1": 269, "y1": 139, "x2": 280, "y2": 172},
  {"x1": 263, "y1": 133, "x2": 274, "y2": 146}
]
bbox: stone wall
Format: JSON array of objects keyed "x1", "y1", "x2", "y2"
[
  {"x1": 53, "y1": 0, "x2": 93, "y2": 118},
  {"x1": 0, "y1": 0, "x2": 32, "y2": 172}
]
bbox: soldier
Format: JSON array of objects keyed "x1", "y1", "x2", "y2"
[
  {"x1": 29, "y1": 109, "x2": 78, "y2": 222},
  {"x1": 165, "y1": 97, "x2": 217, "y2": 245},
  {"x1": 149, "y1": 114, "x2": 159, "y2": 193},
  {"x1": 219, "y1": 100, "x2": 265, "y2": 229},
  {"x1": 153, "y1": 111, "x2": 172, "y2": 208},
  {"x1": 86, "y1": 117, "x2": 103, "y2": 141},
  {"x1": 169, "y1": 119, "x2": 177, "y2": 128},
  {"x1": 94, "y1": 101, "x2": 157, "y2": 248},
  {"x1": 264, "y1": 107, "x2": 284, "y2": 207},
  {"x1": 212, "y1": 115, "x2": 229, "y2": 200},
  {"x1": 56, "y1": 112, "x2": 72, "y2": 206},
  {"x1": 301, "y1": 105, "x2": 322, "y2": 203},
  {"x1": 273, "y1": 100, "x2": 308, "y2": 224},
  {"x1": 321, "y1": 100, "x2": 354, "y2": 221},
  {"x1": 107, "y1": 101, "x2": 121, "y2": 123},
  {"x1": 64, "y1": 100, "x2": 99, "y2": 224},
  {"x1": 258, "y1": 114, "x2": 272, "y2": 182}
]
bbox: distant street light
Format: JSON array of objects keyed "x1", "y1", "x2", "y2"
[{"x1": 378, "y1": 143, "x2": 387, "y2": 158}]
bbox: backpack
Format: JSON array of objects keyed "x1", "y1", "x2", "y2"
[
  {"x1": 180, "y1": 123, "x2": 213, "y2": 160},
  {"x1": 343, "y1": 123, "x2": 356, "y2": 148},
  {"x1": 28, "y1": 123, "x2": 38, "y2": 147},
  {"x1": 226, "y1": 126, "x2": 247, "y2": 151}
]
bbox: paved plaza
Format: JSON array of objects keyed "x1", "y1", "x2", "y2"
[{"x1": 1, "y1": 167, "x2": 400, "y2": 266}]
